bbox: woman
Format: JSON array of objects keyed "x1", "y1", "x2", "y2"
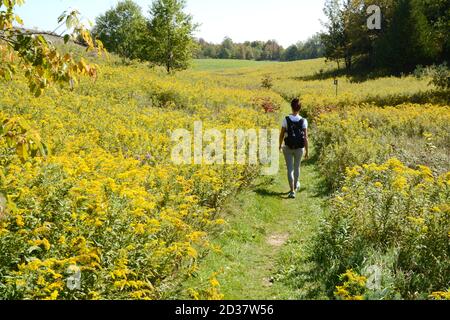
[{"x1": 279, "y1": 98, "x2": 309, "y2": 199}]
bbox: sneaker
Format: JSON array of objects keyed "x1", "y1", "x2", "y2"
[
  {"x1": 296, "y1": 182, "x2": 301, "y2": 192},
  {"x1": 288, "y1": 191, "x2": 296, "y2": 199}
]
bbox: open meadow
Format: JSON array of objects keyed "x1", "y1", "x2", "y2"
[{"x1": 1, "y1": 54, "x2": 448, "y2": 300}]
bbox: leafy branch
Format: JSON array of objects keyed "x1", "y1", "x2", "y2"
[{"x1": 0, "y1": 1, "x2": 105, "y2": 97}]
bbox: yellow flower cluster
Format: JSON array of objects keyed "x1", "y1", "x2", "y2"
[
  {"x1": 308, "y1": 74, "x2": 448, "y2": 300},
  {"x1": 315, "y1": 103, "x2": 450, "y2": 188},
  {"x1": 323, "y1": 159, "x2": 450, "y2": 299},
  {"x1": 187, "y1": 272, "x2": 224, "y2": 300},
  {"x1": 430, "y1": 291, "x2": 450, "y2": 300},
  {"x1": 183, "y1": 58, "x2": 440, "y2": 117},
  {"x1": 335, "y1": 270, "x2": 367, "y2": 301},
  {"x1": 0, "y1": 57, "x2": 278, "y2": 299}
]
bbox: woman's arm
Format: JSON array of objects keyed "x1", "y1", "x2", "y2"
[
  {"x1": 304, "y1": 128, "x2": 309, "y2": 159},
  {"x1": 279, "y1": 127, "x2": 286, "y2": 151}
]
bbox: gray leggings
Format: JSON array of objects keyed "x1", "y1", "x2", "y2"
[{"x1": 283, "y1": 146, "x2": 304, "y2": 189}]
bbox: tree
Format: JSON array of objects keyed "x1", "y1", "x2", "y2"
[
  {"x1": 203, "y1": 45, "x2": 217, "y2": 58},
  {"x1": 147, "y1": 0, "x2": 198, "y2": 73},
  {"x1": 374, "y1": 0, "x2": 438, "y2": 73},
  {"x1": 297, "y1": 34, "x2": 325, "y2": 60},
  {"x1": 415, "y1": 0, "x2": 449, "y2": 63},
  {"x1": 218, "y1": 37, "x2": 234, "y2": 59},
  {"x1": 320, "y1": 0, "x2": 447, "y2": 74},
  {"x1": 196, "y1": 36, "x2": 323, "y2": 62},
  {"x1": 0, "y1": 1, "x2": 103, "y2": 97},
  {"x1": 250, "y1": 41, "x2": 264, "y2": 60},
  {"x1": 282, "y1": 45, "x2": 299, "y2": 61},
  {"x1": 93, "y1": 0, "x2": 146, "y2": 60},
  {"x1": 261, "y1": 40, "x2": 283, "y2": 61},
  {"x1": 342, "y1": 1, "x2": 372, "y2": 68},
  {"x1": 321, "y1": 0, "x2": 346, "y2": 69}
]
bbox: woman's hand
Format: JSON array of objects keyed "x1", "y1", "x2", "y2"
[{"x1": 279, "y1": 127, "x2": 286, "y2": 153}]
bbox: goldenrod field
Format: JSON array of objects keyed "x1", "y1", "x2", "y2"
[{"x1": 0, "y1": 56, "x2": 449, "y2": 300}]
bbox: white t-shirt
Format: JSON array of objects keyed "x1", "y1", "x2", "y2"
[{"x1": 282, "y1": 115, "x2": 308, "y2": 130}]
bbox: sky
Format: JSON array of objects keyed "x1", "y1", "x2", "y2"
[{"x1": 15, "y1": 0, "x2": 326, "y2": 47}]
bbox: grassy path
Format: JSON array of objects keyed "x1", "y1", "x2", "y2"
[{"x1": 189, "y1": 149, "x2": 328, "y2": 299}]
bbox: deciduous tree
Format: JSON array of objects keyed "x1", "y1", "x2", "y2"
[
  {"x1": 147, "y1": 0, "x2": 198, "y2": 73},
  {"x1": 0, "y1": 0, "x2": 103, "y2": 96},
  {"x1": 93, "y1": 0, "x2": 146, "y2": 61}
]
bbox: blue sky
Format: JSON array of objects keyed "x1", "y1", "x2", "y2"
[{"x1": 15, "y1": 0, "x2": 326, "y2": 47}]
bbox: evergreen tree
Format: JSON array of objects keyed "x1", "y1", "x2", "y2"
[{"x1": 374, "y1": 0, "x2": 437, "y2": 73}]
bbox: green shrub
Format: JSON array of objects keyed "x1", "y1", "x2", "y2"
[{"x1": 311, "y1": 159, "x2": 450, "y2": 299}]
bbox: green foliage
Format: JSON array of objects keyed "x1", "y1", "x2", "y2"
[
  {"x1": 280, "y1": 35, "x2": 325, "y2": 62},
  {"x1": 281, "y1": 45, "x2": 299, "y2": 62},
  {"x1": 91, "y1": 0, "x2": 198, "y2": 72},
  {"x1": 417, "y1": 0, "x2": 450, "y2": 60},
  {"x1": 218, "y1": 37, "x2": 234, "y2": 59},
  {"x1": 429, "y1": 63, "x2": 450, "y2": 90},
  {"x1": 374, "y1": 0, "x2": 438, "y2": 73},
  {"x1": 315, "y1": 104, "x2": 450, "y2": 189},
  {"x1": 321, "y1": 0, "x2": 449, "y2": 74},
  {"x1": 93, "y1": 0, "x2": 147, "y2": 61},
  {"x1": 311, "y1": 159, "x2": 450, "y2": 299},
  {"x1": 147, "y1": 0, "x2": 198, "y2": 73},
  {"x1": 321, "y1": 0, "x2": 347, "y2": 69},
  {"x1": 310, "y1": 102, "x2": 450, "y2": 299},
  {"x1": 261, "y1": 74, "x2": 274, "y2": 90},
  {"x1": 297, "y1": 35, "x2": 325, "y2": 60},
  {"x1": 196, "y1": 38, "x2": 291, "y2": 62},
  {"x1": 1, "y1": 116, "x2": 48, "y2": 163},
  {"x1": 415, "y1": 63, "x2": 450, "y2": 90}
]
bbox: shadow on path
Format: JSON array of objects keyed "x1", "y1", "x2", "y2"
[{"x1": 254, "y1": 188, "x2": 289, "y2": 199}]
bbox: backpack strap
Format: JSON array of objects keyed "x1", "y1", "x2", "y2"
[
  {"x1": 285, "y1": 116, "x2": 293, "y2": 134},
  {"x1": 299, "y1": 118, "x2": 305, "y2": 131},
  {"x1": 286, "y1": 117, "x2": 304, "y2": 131}
]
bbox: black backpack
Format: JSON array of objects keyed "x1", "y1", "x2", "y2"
[{"x1": 284, "y1": 117, "x2": 306, "y2": 149}]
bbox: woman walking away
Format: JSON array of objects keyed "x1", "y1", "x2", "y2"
[{"x1": 279, "y1": 98, "x2": 309, "y2": 199}]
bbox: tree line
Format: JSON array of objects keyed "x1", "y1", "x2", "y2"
[
  {"x1": 92, "y1": 0, "x2": 448, "y2": 74},
  {"x1": 91, "y1": 0, "x2": 325, "y2": 68},
  {"x1": 195, "y1": 34, "x2": 324, "y2": 62},
  {"x1": 321, "y1": 0, "x2": 449, "y2": 74},
  {"x1": 93, "y1": 0, "x2": 197, "y2": 73}
]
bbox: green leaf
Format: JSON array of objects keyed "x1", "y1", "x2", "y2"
[
  {"x1": 27, "y1": 246, "x2": 42, "y2": 255},
  {"x1": 34, "y1": 87, "x2": 43, "y2": 98},
  {"x1": 58, "y1": 11, "x2": 67, "y2": 24},
  {"x1": 36, "y1": 35, "x2": 47, "y2": 45},
  {"x1": 39, "y1": 142, "x2": 49, "y2": 157},
  {"x1": 15, "y1": 14, "x2": 23, "y2": 25},
  {"x1": 16, "y1": 143, "x2": 28, "y2": 161}
]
